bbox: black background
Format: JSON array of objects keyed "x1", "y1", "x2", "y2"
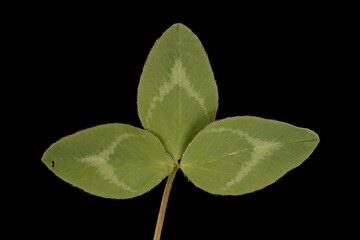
[{"x1": 8, "y1": 3, "x2": 348, "y2": 239}]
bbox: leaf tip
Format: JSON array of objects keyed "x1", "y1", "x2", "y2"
[
  {"x1": 41, "y1": 150, "x2": 54, "y2": 171},
  {"x1": 167, "y1": 23, "x2": 193, "y2": 33},
  {"x1": 304, "y1": 128, "x2": 320, "y2": 147}
]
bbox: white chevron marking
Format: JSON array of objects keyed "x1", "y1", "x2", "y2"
[
  {"x1": 146, "y1": 59, "x2": 208, "y2": 122},
  {"x1": 208, "y1": 127, "x2": 281, "y2": 188},
  {"x1": 80, "y1": 134, "x2": 137, "y2": 193}
]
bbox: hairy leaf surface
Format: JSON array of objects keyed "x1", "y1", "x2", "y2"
[
  {"x1": 137, "y1": 23, "x2": 218, "y2": 161},
  {"x1": 42, "y1": 124, "x2": 173, "y2": 199},
  {"x1": 181, "y1": 117, "x2": 319, "y2": 195}
]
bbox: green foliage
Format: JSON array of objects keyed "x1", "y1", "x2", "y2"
[
  {"x1": 181, "y1": 117, "x2": 319, "y2": 195},
  {"x1": 138, "y1": 24, "x2": 218, "y2": 161},
  {"x1": 42, "y1": 124, "x2": 172, "y2": 198},
  {"x1": 42, "y1": 23, "x2": 319, "y2": 198}
]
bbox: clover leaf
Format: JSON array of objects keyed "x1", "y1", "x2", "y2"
[{"x1": 42, "y1": 23, "x2": 319, "y2": 240}]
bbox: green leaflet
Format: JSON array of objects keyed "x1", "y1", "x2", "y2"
[
  {"x1": 42, "y1": 124, "x2": 173, "y2": 199},
  {"x1": 181, "y1": 117, "x2": 319, "y2": 195},
  {"x1": 137, "y1": 23, "x2": 218, "y2": 161}
]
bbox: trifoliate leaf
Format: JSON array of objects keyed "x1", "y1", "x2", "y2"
[{"x1": 181, "y1": 116, "x2": 319, "y2": 195}]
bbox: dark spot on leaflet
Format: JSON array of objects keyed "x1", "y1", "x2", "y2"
[{"x1": 51, "y1": 161, "x2": 55, "y2": 168}]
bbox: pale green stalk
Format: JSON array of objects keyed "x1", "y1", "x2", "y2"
[{"x1": 153, "y1": 162, "x2": 180, "y2": 240}]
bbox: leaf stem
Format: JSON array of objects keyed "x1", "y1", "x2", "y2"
[{"x1": 153, "y1": 161, "x2": 180, "y2": 240}]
